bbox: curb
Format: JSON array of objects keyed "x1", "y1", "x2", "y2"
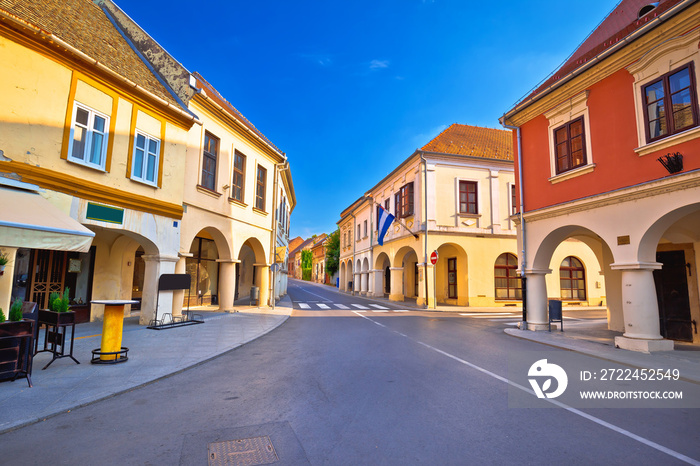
[{"x1": 0, "y1": 303, "x2": 293, "y2": 435}]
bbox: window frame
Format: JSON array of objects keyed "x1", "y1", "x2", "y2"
[
  {"x1": 553, "y1": 116, "x2": 587, "y2": 175},
  {"x1": 458, "y1": 180, "x2": 478, "y2": 214},
  {"x1": 642, "y1": 63, "x2": 699, "y2": 144},
  {"x1": 201, "y1": 132, "x2": 219, "y2": 192},
  {"x1": 130, "y1": 130, "x2": 160, "y2": 186},
  {"x1": 397, "y1": 182, "x2": 414, "y2": 218},
  {"x1": 494, "y1": 253, "x2": 522, "y2": 301},
  {"x1": 560, "y1": 256, "x2": 587, "y2": 301},
  {"x1": 255, "y1": 164, "x2": 267, "y2": 211},
  {"x1": 231, "y1": 150, "x2": 246, "y2": 202},
  {"x1": 67, "y1": 102, "x2": 110, "y2": 171}
]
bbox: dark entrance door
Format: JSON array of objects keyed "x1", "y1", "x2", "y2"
[
  {"x1": 654, "y1": 250, "x2": 693, "y2": 342},
  {"x1": 448, "y1": 258, "x2": 457, "y2": 299},
  {"x1": 384, "y1": 266, "x2": 390, "y2": 294},
  {"x1": 234, "y1": 263, "x2": 240, "y2": 301}
]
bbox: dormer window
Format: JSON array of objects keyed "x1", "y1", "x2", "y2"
[{"x1": 638, "y1": 3, "x2": 659, "y2": 18}]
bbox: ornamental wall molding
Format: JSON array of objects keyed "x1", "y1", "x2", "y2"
[{"x1": 524, "y1": 171, "x2": 700, "y2": 223}]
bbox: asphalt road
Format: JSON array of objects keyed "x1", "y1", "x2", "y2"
[{"x1": 1, "y1": 279, "x2": 698, "y2": 465}]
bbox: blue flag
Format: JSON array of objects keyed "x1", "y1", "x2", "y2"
[{"x1": 377, "y1": 205, "x2": 395, "y2": 246}]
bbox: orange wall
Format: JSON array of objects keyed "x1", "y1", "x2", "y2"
[{"x1": 518, "y1": 68, "x2": 700, "y2": 212}]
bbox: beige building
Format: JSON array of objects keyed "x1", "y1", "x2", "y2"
[
  {"x1": 101, "y1": 1, "x2": 296, "y2": 313},
  {"x1": 338, "y1": 124, "x2": 604, "y2": 308}
]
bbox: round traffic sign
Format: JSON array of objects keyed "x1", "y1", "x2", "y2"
[{"x1": 430, "y1": 250, "x2": 438, "y2": 265}]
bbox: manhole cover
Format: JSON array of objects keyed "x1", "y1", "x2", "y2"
[{"x1": 208, "y1": 436, "x2": 278, "y2": 466}]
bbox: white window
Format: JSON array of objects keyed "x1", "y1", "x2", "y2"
[
  {"x1": 131, "y1": 131, "x2": 160, "y2": 185},
  {"x1": 68, "y1": 103, "x2": 109, "y2": 170}
]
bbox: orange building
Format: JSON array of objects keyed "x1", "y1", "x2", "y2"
[{"x1": 501, "y1": 0, "x2": 700, "y2": 351}]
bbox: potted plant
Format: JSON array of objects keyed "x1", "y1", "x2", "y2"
[
  {"x1": 0, "y1": 298, "x2": 34, "y2": 386},
  {"x1": 0, "y1": 252, "x2": 8, "y2": 275},
  {"x1": 38, "y1": 288, "x2": 75, "y2": 326}
]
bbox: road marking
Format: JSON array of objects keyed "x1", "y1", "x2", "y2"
[
  {"x1": 354, "y1": 310, "x2": 367, "y2": 313},
  {"x1": 335, "y1": 304, "x2": 350, "y2": 309},
  {"x1": 394, "y1": 310, "x2": 409, "y2": 312},
  {"x1": 460, "y1": 312, "x2": 515, "y2": 316},
  {"x1": 370, "y1": 304, "x2": 390, "y2": 309},
  {"x1": 317, "y1": 303, "x2": 330, "y2": 309},
  {"x1": 489, "y1": 319, "x2": 521, "y2": 322},
  {"x1": 298, "y1": 303, "x2": 310, "y2": 309},
  {"x1": 352, "y1": 304, "x2": 369, "y2": 309},
  {"x1": 351, "y1": 310, "x2": 699, "y2": 465},
  {"x1": 372, "y1": 310, "x2": 389, "y2": 313}
]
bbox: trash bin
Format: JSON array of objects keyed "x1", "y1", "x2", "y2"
[
  {"x1": 250, "y1": 286, "x2": 260, "y2": 306},
  {"x1": 548, "y1": 299, "x2": 563, "y2": 332},
  {"x1": 347, "y1": 281, "x2": 353, "y2": 292},
  {"x1": 336, "y1": 277, "x2": 339, "y2": 288}
]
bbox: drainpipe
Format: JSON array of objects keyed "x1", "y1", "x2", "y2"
[
  {"x1": 500, "y1": 122, "x2": 527, "y2": 329},
  {"x1": 367, "y1": 194, "x2": 374, "y2": 297},
  {"x1": 350, "y1": 211, "x2": 357, "y2": 295},
  {"x1": 420, "y1": 152, "x2": 429, "y2": 309}
]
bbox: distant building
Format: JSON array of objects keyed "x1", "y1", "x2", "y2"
[
  {"x1": 500, "y1": 0, "x2": 700, "y2": 351},
  {"x1": 338, "y1": 124, "x2": 603, "y2": 307}
]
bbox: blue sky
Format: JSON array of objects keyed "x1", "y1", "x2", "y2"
[{"x1": 114, "y1": 0, "x2": 620, "y2": 239}]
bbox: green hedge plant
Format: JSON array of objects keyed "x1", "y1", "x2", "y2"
[{"x1": 9, "y1": 298, "x2": 23, "y2": 322}]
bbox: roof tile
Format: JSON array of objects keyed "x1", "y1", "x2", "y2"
[
  {"x1": 421, "y1": 124, "x2": 513, "y2": 161},
  {"x1": 0, "y1": 0, "x2": 179, "y2": 107}
]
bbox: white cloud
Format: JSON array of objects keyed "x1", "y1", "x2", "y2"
[
  {"x1": 369, "y1": 59, "x2": 390, "y2": 69},
  {"x1": 300, "y1": 53, "x2": 333, "y2": 67}
]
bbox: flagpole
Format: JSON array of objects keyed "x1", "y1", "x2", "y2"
[{"x1": 366, "y1": 196, "x2": 419, "y2": 240}]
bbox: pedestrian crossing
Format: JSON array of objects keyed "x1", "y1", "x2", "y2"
[{"x1": 293, "y1": 301, "x2": 411, "y2": 313}]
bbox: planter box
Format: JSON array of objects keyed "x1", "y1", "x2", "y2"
[
  {"x1": 38, "y1": 309, "x2": 75, "y2": 327},
  {"x1": 0, "y1": 320, "x2": 34, "y2": 386}
]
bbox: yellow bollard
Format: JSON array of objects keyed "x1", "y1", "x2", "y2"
[{"x1": 100, "y1": 305, "x2": 125, "y2": 361}]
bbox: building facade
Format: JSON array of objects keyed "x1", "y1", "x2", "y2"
[
  {"x1": 501, "y1": 0, "x2": 700, "y2": 351},
  {"x1": 102, "y1": 1, "x2": 295, "y2": 313},
  {"x1": 338, "y1": 124, "x2": 604, "y2": 307},
  {"x1": 0, "y1": 0, "x2": 196, "y2": 324}
]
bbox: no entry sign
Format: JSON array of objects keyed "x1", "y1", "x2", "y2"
[{"x1": 430, "y1": 250, "x2": 438, "y2": 265}]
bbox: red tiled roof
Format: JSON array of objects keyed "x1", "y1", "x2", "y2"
[
  {"x1": 193, "y1": 72, "x2": 284, "y2": 156},
  {"x1": 421, "y1": 124, "x2": 513, "y2": 161},
  {"x1": 0, "y1": 0, "x2": 180, "y2": 107},
  {"x1": 522, "y1": 0, "x2": 684, "y2": 105}
]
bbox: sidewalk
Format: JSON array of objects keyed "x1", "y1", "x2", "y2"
[
  {"x1": 0, "y1": 296, "x2": 293, "y2": 434},
  {"x1": 325, "y1": 282, "x2": 700, "y2": 383}
]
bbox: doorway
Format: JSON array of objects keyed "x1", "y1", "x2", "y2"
[{"x1": 654, "y1": 250, "x2": 693, "y2": 341}]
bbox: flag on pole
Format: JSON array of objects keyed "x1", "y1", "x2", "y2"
[{"x1": 377, "y1": 205, "x2": 395, "y2": 246}]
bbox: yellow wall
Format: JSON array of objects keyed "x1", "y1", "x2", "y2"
[{"x1": 0, "y1": 35, "x2": 188, "y2": 211}]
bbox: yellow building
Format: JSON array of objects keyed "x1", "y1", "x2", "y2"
[
  {"x1": 100, "y1": 1, "x2": 296, "y2": 311},
  {"x1": 338, "y1": 124, "x2": 605, "y2": 308},
  {"x1": 0, "y1": 0, "x2": 196, "y2": 323}
]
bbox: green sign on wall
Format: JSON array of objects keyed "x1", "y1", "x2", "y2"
[{"x1": 86, "y1": 202, "x2": 124, "y2": 224}]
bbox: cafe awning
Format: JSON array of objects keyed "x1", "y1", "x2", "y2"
[{"x1": 0, "y1": 184, "x2": 95, "y2": 253}]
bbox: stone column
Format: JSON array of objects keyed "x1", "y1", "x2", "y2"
[
  {"x1": 611, "y1": 262, "x2": 673, "y2": 352},
  {"x1": 360, "y1": 272, "x2": 368, "y2": 296},
  {"x1": 353, "y1": 272, "x2": 361, "y2": 295},
  {"x1": 522, "y1": 269, "x2": 550, "y2": 331},
  {"x1": 171, "y1": 255, "x2": 189, "y2": 318},
  {"x1": 217, "y1": 260, "x2": 237, "y2": 312},
  {"x1": 371, "y1": 269, "x2": 383, "y2": 297},
  {"x1": 140, "y1": 254, "x2": 178, "y2": 325},
  {"x1": 389, "y1": 267, "x2": 404, "y2": 302},
  {"x1": 256, "y1": 264, "x2": 270, "y2": 307}
]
